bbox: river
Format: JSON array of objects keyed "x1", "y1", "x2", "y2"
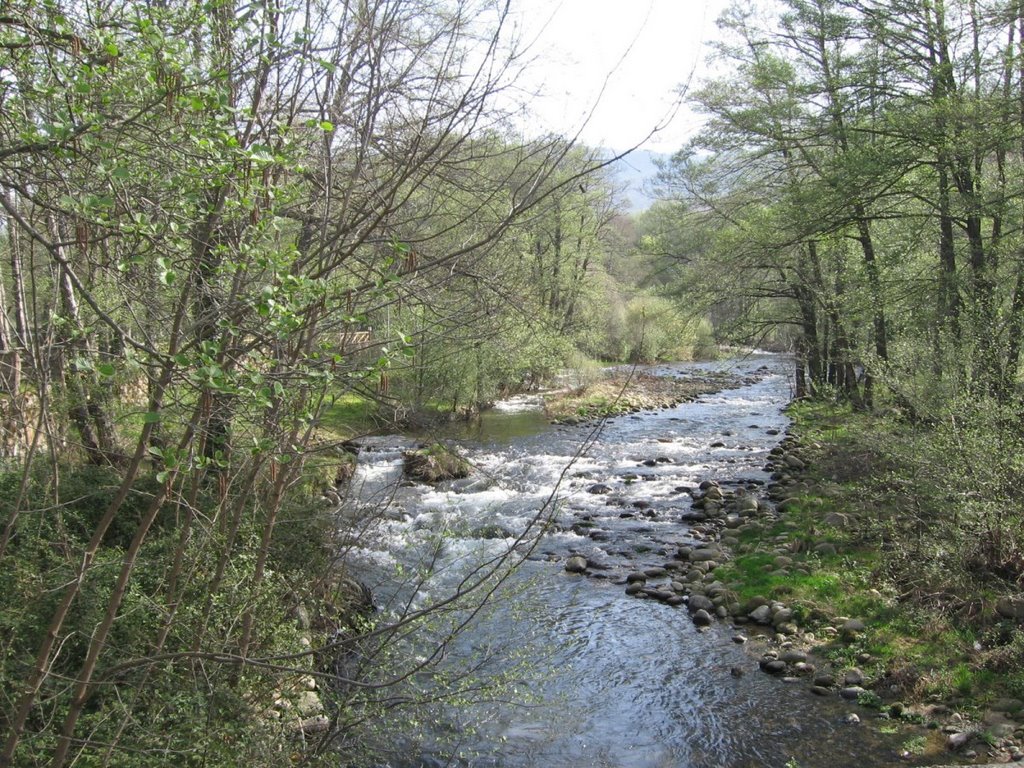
[{"x1": 339, "y1": 354, "x2": 941, "y2": 768}]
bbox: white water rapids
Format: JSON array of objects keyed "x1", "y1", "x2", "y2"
[{"x1": 335, "y1": 355, "x2": 921, "y2": 768}]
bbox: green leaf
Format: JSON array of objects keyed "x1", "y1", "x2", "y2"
[
  {"x1": 97, "y1": 363, "x2": 116, "y2": 377},
  {"x1": 143, "y1": 411, "x2": 162, "y2": 423},
  {"x1": 319, "y1": 120, "x2": 334, "y2": 132}
]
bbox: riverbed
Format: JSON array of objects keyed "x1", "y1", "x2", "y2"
[{"x1": 339, "y1": 355, "x2": 931, "y2": 767}]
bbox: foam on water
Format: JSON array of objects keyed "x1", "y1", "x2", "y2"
[{"x1": 344, "y1": 355, "x2": 910, "y2": 767}]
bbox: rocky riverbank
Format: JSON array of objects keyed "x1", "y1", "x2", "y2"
[
  {"x1": 544, "y1": 367, "x2": 744, "y2": 424},
  {"x1": 558, "y1": 389, "x2": 1024, "y2": 765}
]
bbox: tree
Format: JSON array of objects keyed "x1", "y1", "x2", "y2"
[{"x1": 0, "y1": 0, "x2": 599, "y2": 764}]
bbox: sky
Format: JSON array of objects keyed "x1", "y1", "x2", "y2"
[{"x1": 506, "y1": 0, "x2": 734, "y2": 153}]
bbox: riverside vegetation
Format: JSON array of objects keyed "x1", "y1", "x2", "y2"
[
  {"x1": 0, "y1": 0, "x2": 714, "y2": 765},
  {"x1": 6, "y1": 0, "x2": 1024, "y2": 765}
]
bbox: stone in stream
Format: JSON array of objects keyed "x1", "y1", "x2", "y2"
[
  {"x1": 687, "y1": 594, "x2": 715, "y2": 613},
  {"x1": 565, "y1": 555, "x2": 588, "y2": 574},
  {"x1": 947, "y1": 731, "x2": 972, "y2": 751},
  {"x1": 587, "y1": 483, "x2": 613, "y2": 494},
  {"x1": 780, "y1": 650, "x2": 807, "y2": 664},
  {"x1": 691, "y1": 609, "x2": 713, "y2": 627},
  {"x1": 760, "y1": 659, "x2": 788, "y2": 676},
  {"x1": 734, "y1": 495, "x2": 759, "y2": 515}
]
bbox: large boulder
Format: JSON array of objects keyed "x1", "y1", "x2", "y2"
[
  {"x1": 402, "y1": 444, "x2": 471, "y2": 482},
  {"x1": 565, "y1": 555, "x2": 588, "y2": 574}
]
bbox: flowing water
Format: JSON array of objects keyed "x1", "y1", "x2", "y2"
[{"x1": 340, "y1": 354, "x2": 943, "y2": 768}]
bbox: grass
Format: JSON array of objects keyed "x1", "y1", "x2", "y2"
[
  {"x1": 720, "y1": 397, "x2": 1024, "y2": 713},
  {"x1": 318, "y1": 392, "x2": 379, "y2": 437}
]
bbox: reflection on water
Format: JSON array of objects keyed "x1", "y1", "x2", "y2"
[
  {"x1": 348, "y1": 356, "x2": 940, "y2": 768},
  {"x1": 411, "y1": 395, "x2": 552, "y2": 444}
]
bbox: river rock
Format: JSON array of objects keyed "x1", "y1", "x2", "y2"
[
  {"x1": 843, "y1": 713, "x2": 861, "y2": 725},
  {"x1": 692, "y1": 609, "x2": 713, "y2": 627},
  {"x1": 760, "y1": 659, "x2": 787, "y2": 676},
  {"x1": 587, "y1": 483, "x2": 613, "y2": 494},
  {"x1": 823, "y1": 512, "x2": 851, "y2": 528},
  {"x1": 644, "y1": 566, "x2": 668, "y2": 578},
  {"x1": 811, "y1": 685, "x2": 832, "y2": 696},
  {"x1": 690, "y1": 548, "x2": 722, "y2": 563},
  {"x1": 749, "y1": 605, "x2": 773, "y2": 625},
  {"x1": 644, "y1": 588, "x2": 674, "y2": 602},
  {"x1": 841, "y1": 618, "x2": 866, "y2": 635},
  {"x1": 996, "y1": 596, "x2": 1024, "y2": 621},
  {"x1": 565, "y1": 555, "x2": 588, "y2": 573},
  {"x1": 772, "y1": 607, "x2": 794, "y2": 625},
  {"x1": 840, "y1": 686, "x2": 867, "y2": 700},
  {"x1": 688, "y1": 594, "x2": 715, "y2": 612},
  {"x1": 844, "y1": 668, "x2": 865, "y2": 686},
  {"x1": 783, "y1": 454, "x2": 806, "y2": 470},
  {"x1": 813, "y1": 672, "x2": 835, "y2": 687},
  {"x1": 781, "y1": 650, "x2": 807, "y2": 664},
  {"x1": 625, "y1": 582, "x2": 645, "y2": 596},
  {"x1": 947, "y1": 731, "x2": 972, "y2": 750},
  {"x1": 734, "y1": 495, "x2": 759, "y2": 515},
  {"x1": 703, "y1": 486, "x2": 724, "y2": 501},
  {"x1": 626, "y1": 572, "x2": 647, "y2": 584},
  {"x1": 777, "y1": 498, "x2": 800, "y2": 513}
]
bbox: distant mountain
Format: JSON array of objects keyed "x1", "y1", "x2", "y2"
[{"x1": 609, "y1": 149, "x2": 670, "y2": 212}]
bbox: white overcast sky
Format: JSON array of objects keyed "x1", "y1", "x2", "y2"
[{"x1": 506, "y1": 0, "x2": 734, "y2": 153}]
